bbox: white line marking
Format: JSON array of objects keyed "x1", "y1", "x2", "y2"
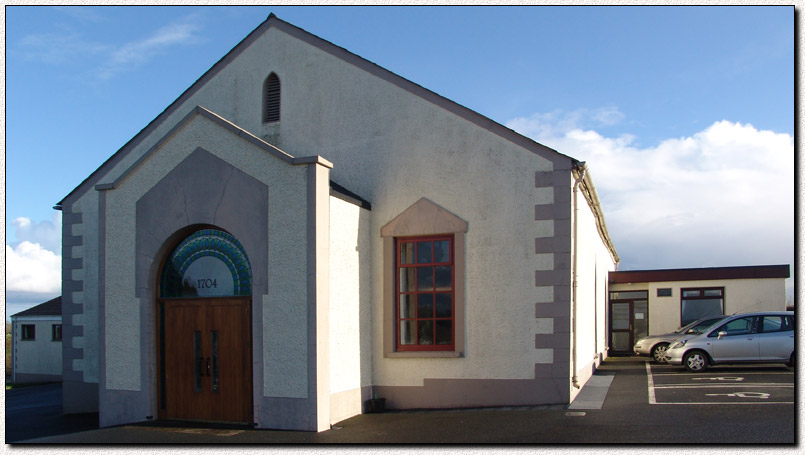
[
  {"x1": 650, "y1": 371, "x2": 794, "y2": 377},
  {"x1": 653, "y1": 383, "x2": 793, "y2": 389},
  {"x1": 706, "y1": 392, "x2": 770, "y2": 399},
  {"x1": 652, "y1": 401, "x2": 794, "y2": 405},
  {"x1": 691, "y1": 376, "x2": 743, "y2": 382},
  {"x1": 647, "y1": 362, "x2": 793, "y2": 405}
]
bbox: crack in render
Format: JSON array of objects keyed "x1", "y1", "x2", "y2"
[
  {"x1": 212, "y1": 168, "x2": 235, "y2": 224},
  {"x1": 182, "y1": 181, "x2": 191, "y2": 227}
]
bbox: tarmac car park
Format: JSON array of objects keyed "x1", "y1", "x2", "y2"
[
  {"x1": 7, "y1": 355, "x2": 796, "y2": 443},
  {"x1": 645, "y1": 360, "x2": 795, "y2": 406}
]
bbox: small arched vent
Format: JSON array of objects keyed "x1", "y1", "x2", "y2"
[{"x1": 263, "y1": 73, "x2": 281, "y2": 123}]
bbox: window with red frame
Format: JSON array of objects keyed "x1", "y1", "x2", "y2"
[{"x1": 396, "y1": 235, "x2": 455, "y2": 351}]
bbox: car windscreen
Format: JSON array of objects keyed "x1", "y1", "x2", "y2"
[
  {"x1": 681, "y1": 317, "x2": 727, "y2": 335},
  {"x1": 674, "y1": 320, "x2": 700, "y2": 334}
]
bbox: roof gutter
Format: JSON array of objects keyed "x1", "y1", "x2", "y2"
[{"x1": 572, "y1": 163, "x2": 619, "y2": 265}]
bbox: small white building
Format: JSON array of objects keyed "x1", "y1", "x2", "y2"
[
  {"x1": 607, "y1": 265, "x2": 790, "y2": 354},
  {"x1": 10, "y1": 296, "x2": 63, "y2": 384}
]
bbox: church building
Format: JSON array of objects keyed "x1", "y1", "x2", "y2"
[{"x1": 57, "y1": 14, "x2": 618, "y2": 431}]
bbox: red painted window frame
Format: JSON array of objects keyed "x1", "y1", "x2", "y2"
[{"x1": 395, "y1": 234, "x2": 455, "y2": 351}]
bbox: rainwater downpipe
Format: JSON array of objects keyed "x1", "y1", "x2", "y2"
[{"x1": 571, "y1": 162, "x2": 587, "y2": 389}]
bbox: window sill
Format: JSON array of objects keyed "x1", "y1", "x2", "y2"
[{"x1": 385, "y1": 351, "x2": 463, "y2": 359}]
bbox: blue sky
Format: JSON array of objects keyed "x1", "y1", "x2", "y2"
[{"x1": 4, "y1": 5, "x2": 795, "y2": 317}]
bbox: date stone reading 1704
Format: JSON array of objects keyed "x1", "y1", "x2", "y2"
[{"x1": 181, "y1": 255, "x2": 235, "y2": 297}]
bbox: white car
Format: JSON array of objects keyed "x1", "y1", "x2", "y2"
[
  {"x1": 666, "y1": 311, "x2": 795, "y2": 372},
  {"x1": 633, "y1": 316, "x2": 727, "y2": 363}
]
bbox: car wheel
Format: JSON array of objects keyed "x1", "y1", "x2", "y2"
[
  {"x1": 651, "y1": 343, "x2": 670, "y2": 363},
  {"x1": 683, "y1": 351, "x2": 709, "y2": 372},
  {"x1": 788, "y1": 352, "x2": 794, "y2": 368}
]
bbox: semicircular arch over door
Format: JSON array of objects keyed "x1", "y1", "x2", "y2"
[{"x1": 157, "y1": 228, "x2": 254, "y2": 424}]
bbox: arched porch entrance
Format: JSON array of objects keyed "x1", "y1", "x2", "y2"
[{"x1": 156, "y1": 228, "x2": 253, "y2": 423}]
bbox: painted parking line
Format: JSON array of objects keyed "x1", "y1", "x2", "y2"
[
  {"x1": 650, "y1": 371, "x2": 793, "y2": 377},
  {"x1": 653, "y1": 383, "x2": 793, "y2": 389},
  {"x1": 645, "y1": 362, "x2": 795, "y2": 405},
  {"x1": 646, "y1": 362, "x2": 657, "y2": 404}
]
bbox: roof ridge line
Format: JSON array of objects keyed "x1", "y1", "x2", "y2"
[{"x1": 58, "y1": 13, "x2": 571, "y2": 208}]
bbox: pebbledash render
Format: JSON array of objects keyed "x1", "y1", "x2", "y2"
[{"x1": 56, "y1": 14, "x2": 617, "y2": 431}]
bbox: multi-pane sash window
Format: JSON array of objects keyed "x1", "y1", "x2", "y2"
[{"x1": 397, "y1": 235, "x2": 454, "y2": 351}]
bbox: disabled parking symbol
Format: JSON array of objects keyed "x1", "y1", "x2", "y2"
[
  {"x1": 705, "y1": 392, "x2": 770, "y2": 399},
  {"x1": 692, "y1": 377, "x2": 744, "y2": 382}
]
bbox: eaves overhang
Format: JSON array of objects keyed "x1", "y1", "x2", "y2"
[{"x1": 609, "y1": 265, "x2": 791, "y2": 284}]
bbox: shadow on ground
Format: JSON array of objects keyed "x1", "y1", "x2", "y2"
[{"x1": 5, "y1": 382, "x2": 99, "y2": 443}]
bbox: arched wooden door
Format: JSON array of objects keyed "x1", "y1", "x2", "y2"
[{"x1": 157, "y1": 229, "x2": 253, "y2": 424}]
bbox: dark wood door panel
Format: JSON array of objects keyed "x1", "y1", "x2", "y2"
[
  {"x1": 208, "y1": 299, "x2": 252, "y2": 423},
  {"x1": 160, "y1": 298, "x2": 252, "y2": 423}
]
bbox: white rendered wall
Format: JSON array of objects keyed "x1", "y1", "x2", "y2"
[
  {"x1": 13, "y1": 317, "x2": 62, "y2": 377},
  {"x1": 181, "y1": 26, "x2": 559, "y2": 385},
  {"x1": 328, "y1": 196, "x2": 373, "y2": 395},
  {"x1": 75, "y1": 24, "x2": 565, "y2": 391},
  {"x1": 610, "y1": 278, "x2": 787, "y2": 336},
  {"x1": 569, "y1": 184, "x2": 617, "y2": 402}
]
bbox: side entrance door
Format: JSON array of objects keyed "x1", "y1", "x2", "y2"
[
  {"x1": 159, "y1": 298, "x2": 252, "y2": 423},
  {"x1": 609, "y1": 291, "x2": 649, "y2": 355}
]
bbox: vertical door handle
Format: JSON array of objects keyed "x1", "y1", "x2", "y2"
[{"x1": 206, "y1": 357, "x2": 211, "y2": 376}]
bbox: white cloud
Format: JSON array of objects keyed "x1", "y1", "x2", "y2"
[
  {"x1": 16, "y1": 12, "x2": 205, "y2": 79},
  {"x1": 18, "y1": 31, "x2": 110, "y2": 64},
  {"x1": 97, "y1": 14, "x2": 204, "y2": 79},
  {"x1": 507, "y1": 111, "x2": 794, "y2": 275},
  {"x1": 11, "y1": 212, "x2": 62, "y2": 253},
  {"x1": 507, "y1": 107, "x2": 626, "y2": 141},
  {"x1": 52, "y1": 6, "x2": 108, "y2": 23},
  {"x1": 6, "y1": 242, "x2": 61, "y2": 294},
  {"x1": 6, "y1": 213, "x2": 63, "y2": 297}
]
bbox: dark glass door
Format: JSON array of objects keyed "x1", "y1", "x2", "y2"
[{"x1": 609, "y1": 291, "x2": 649, "y2": 355}]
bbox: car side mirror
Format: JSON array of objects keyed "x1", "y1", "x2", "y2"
[
  {"x1": 717, "y1": 331, "x2": 727, "y2": 340},
  {"x1": 686, "y1": 329, "x2": 695, "y2": 334}
]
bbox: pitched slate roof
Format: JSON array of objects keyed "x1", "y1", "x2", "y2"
[
  {"x1": 57, "y1": 13, "x2": 574, "y2": 208},
  {"x1": 11, "y1": 296, "x2": 62, "y2": 318}
]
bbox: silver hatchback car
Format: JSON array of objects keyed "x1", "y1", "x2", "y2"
[
  {"x1": 666, "y1": 311, "x2": 795, "y2": 372},
  {"x1": 633, "y1": 316, "x2": 727, "y2": 363}
]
